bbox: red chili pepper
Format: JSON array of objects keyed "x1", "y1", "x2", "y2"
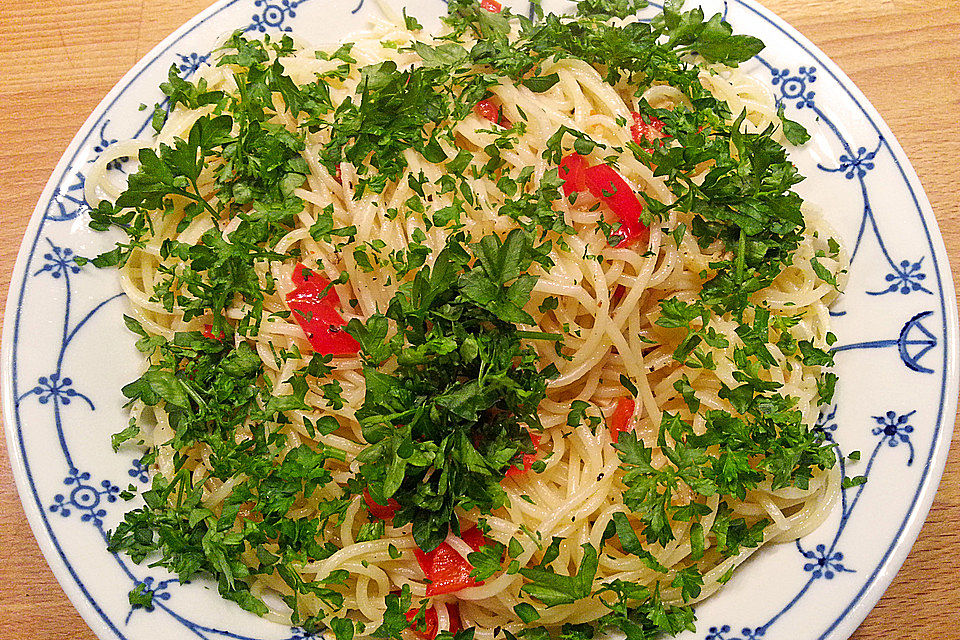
[
  {"x1": 504, "y1": 432, "x2": 542, "y2": 477},
  {"x1": 286, "y1": 263, "x2": 361, "y2": 355},
  {"x1": 630, "y1": 112, "x2": 668, "y2": 149},
  {"x1": 414, "y1": 527, "x2": 489, "y2": 596},
  {"x1": 406, "y1": 603, "x2": 462, "y2": 640},
  {"x1": 558, "y1": 153, "x2": 648, "y2": 246},
  {"x1": 363, "y1": 488, "x2": 400, "y2": 520},
  {"x1": 583, "y1": 163, "x2": 648, "y2": 247},
  {"x1": 201, "y1": 324, "x2": 225, "y2": 341},
  {"x1": 474, "y1": 98, "x2": 511, "y2": 128},
  {"x1": 608, "y1": 396, "x2": 636, "y2": 444},
  {"x1": 292, "y1": 263, "x2": 330, "y2": 290},
  {"x1": 611, "y1": 284, "x2": 626, "y2": 307},
  {"x1": 559, "y1": 152, "x2": 589, "y2": 198},
  {"x1": 479, "y1": 0, "x2": 502, "y2": 12}
]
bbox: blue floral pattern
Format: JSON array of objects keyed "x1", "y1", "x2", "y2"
[
  {"x1": 762, "y1": 59, "x2": 930, "y2": 300},
  {"x1": 49, "y1": 468, "x2": 120, "y2": 527},
  {"x1": 800, "y1": 544, "x2": 854, "y2": 580},
  {"x1": 19, "y1": 373, "x2": 94, "y2": 409},
  {"x1": 706, "y1": 626, "x2": 765, "y2": 640},
  {"x1": 246, "y1": 0, "x2": 314, "y2": 32},
  {"x1": 34, "y1": 239, "x2": 82, "y2": 279},
  {"x1": 128, "y1": 457, "x2": 151, "y2": 483},
  {"x1": 813, "y1": 405, "x2": 839, "y2": 442},
  {"x1": 125, "y1": 577, "x2": 177, "y2": 622},
  {"x1": 176, "y1": 52, "x2": 212, "y2": 74},
  {"x1": 872, "y1": 410, "x2": 916, "y2": 465},
  {"x1": 871, "y1": 258, "x2": 931, "y2": 296},
  {"x1": 828, "y1": 144, "x2": 879, "y2": 180}
]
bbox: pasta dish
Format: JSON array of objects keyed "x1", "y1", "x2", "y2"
[{"x1": 83, "y1": 0, "x2": 847, "y2": 637}]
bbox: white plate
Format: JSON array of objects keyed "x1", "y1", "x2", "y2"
[{"x1": 3, "y1": 1, "x2": 957, "y2": 639}]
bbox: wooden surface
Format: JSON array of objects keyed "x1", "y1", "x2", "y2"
[{"x1": 0, "y1": 0, "x2": 958, "y2": 638}]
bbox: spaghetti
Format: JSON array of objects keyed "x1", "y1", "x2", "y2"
[{"x1": 86, "y1": 1, "x2": 846, "y2": 638}]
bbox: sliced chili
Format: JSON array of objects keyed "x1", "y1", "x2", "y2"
[
  {"x1": 559, "y1": 153, "x2": 648, "y2": 247},
  {"x1": 363, "y1": 488, "x2": 400, "y2": 520},
  {"x1": 630, "y1": 112, "x2": 668, "y2": 150},
  {"x1": 201, "y1": 324, "x2": 225, "y2": 341},
  {"x1": 583, "y1": 163, "x2": 649, "y2": 247},
  {"x1": 406, "y1": 603, "x2": 462, "y2": 640},
  {"x1": 559, "y1": 152, "x2": 589, "y2": 198},
  {"x1": 608, "y1": 396, "x2": 636, "y2": 444},
  {"x1": 414, "y1": 527, "x2": 489, "y2": 596},
  {"x1": 474, "y1": 98, "x2": 511, "y2": 128},
  {"x1": 504, "y1": 432, "x2": 542, "y2": 477},
  {"x1": 286, "y1": 263, "x2": 361, "y2": 355}
]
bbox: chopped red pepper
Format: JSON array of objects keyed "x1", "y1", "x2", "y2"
[
  {"x1": 201, "y1": 324, "x2": 225, "y2": 341},
  {"x1": 414, "y1": 527, "x2": 489, "y2": 596},
  {"x1": 608, "y1": 396, "x2": 636, "y2": 444},
  {"x1": 504, "y1": 432, "x2": 542, "y2": 477},
  {"x1": 474, "y1": 98, "x2": 511, "y2": 128},
  {"x1": 363, "y1": 488, "x2": 400, "y2": 520},
  {"x1": 611, "y1": 284, "x2": 627, "y2": 307},
  {"x1": 583, "y1": 163, "x2": 649, "y2": 246},
  {"x1": 630, "y1": 112, "x2": 668, "y2": 150},
  {"x1": 406, "y1": 603, "x2": 462, "y2": 640},
  {"x1": 292, "y1": 263, "x2": 329, "y2": 290},
  {"x1": 558, "y1": 153, "x2": 648, "y2": 247},
  {"x1": 558, "y1": 152, "x2": 589, "y2": 198},
  {"x1": 286, "y1": 263, "x2": 361, "y2": 355},
  {"x1": 479, "y1": 0, "x2": 502, "y2": 12}
]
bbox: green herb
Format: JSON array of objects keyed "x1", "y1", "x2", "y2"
[
  {"x1": 778, "y1": 105, "x2": 811, "y2": 145},
  {"x1": 519, "y1": 543, "x2": 599, "y2": 607},
  {"x1": 88, "y1": 2, "x2": 841, "y2": 637},
  {"x1": 350, "y1": 230, "x2": 556, "y2": 551},
  {"x1": 842, "y1": 475, "x2": 868, "y2": 489}
]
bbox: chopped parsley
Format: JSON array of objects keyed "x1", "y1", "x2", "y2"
[{"x1": 88, "y1": 0, "x2": 841, "y2": 637}]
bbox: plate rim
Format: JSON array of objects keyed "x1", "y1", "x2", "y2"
[
  {"x1": 732, "y1": 2, "x2": 959, "y2": 637},
  {"x1": 2, "y1": 1, "x2": 957, "y2": 639}
]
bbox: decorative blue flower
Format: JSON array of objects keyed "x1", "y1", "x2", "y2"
[
  {"x1": 705, "y1": 625, "x2": 766, "y2": 640},
  {"x1": 34, "y1": 239, "x2": 81, "y2": 279},
  {"x1": 770, "y1": 65, "x2": 816, "y2": 108},
  {"x1": 87, "y1": 119, "x2": 129, "y2": 172},
  {"x1": 246, "y1": 0, "x2": 312, "y2": 32},
  {"x1": 770, "y1": 68, "x2": 789, "y2": 85},
  {"x1": 49, "y1": 468, "x2": 119, "y2": 528},
  {"x1": 814, "y1": 405, "x2": 839, "y2": 442},
  {"x1": 176, "y1": 52, "x2": 211, "y2": 75},
  {"x1": 872, "y1": 410, "x2": 916, "y2": 464},
  {"x1": 124, "y1": 576, "x2": 176, "y2": 623},
  {"x1": 286, "y1": 628, "x2": 323, "y2": 640},
  {"x1": 837, "y1": 146, "x2": 877, "y2": 179},
  {"x1": 48, "y1": 493, "x2": 72, "y2": 517},
  {"x1": 92, "y1": 119, "x2": 118, "y2": 156},
  {"x1": 819, "y1": 139, "x2": 883, "y2": 182},
  {"x1": 129, "y1": 457, "x2": 150, "y2": 483},
  {"x1": 870, "y1": 258, "x2": 931, "y2": 295},
  {"x1": 20, "y1": 373, "x2": 95, "y2": 410},
  {"x1": 800, "y1": 544, "x2": 854, "y2": 579}
]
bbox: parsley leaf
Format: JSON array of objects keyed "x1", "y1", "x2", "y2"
[{"x1": 520, "y1": 543, "x2": 599, "y2": 607}]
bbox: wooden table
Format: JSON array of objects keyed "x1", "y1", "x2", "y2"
[{"x1": 0, "y1": 0, "x2": 957, "y2": 637}]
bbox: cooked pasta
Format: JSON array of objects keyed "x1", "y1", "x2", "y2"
[{"x1": 87, "y1": 2, "x2": 846, "y2": 638}]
